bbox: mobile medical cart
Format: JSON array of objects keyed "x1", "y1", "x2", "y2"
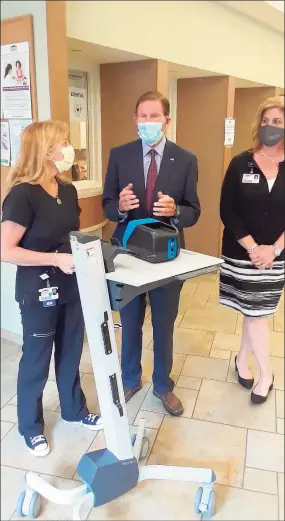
[{"x1": 16, "y1": 232, "x2": 223, "y2": 520}]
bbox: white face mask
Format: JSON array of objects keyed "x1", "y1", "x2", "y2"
[{"x1": 53, "y1": 145, "x2": 75, "y2": 174}]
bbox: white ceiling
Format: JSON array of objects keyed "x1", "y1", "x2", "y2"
[
  {"x1": 168, "y1": 63, "x2": 269, "y2": 88},
  {"x1": 265, "y1": 1, "x2": 284, "y2": 12},
  {"x1": 168, "y1": 63, "x2": 221, "y2": 79},
  {"x1": 235, "y1": 78, "x2": 269, "y2": 88},
  {"x1": 67, "y1": 38, "x2": 273, "y2": 89},
  {"x1": 68, "y1": 38, "x2": 147, "y2": 63},
  {"x1": 218, "y1": 0, "x2": 284, "y2": 33}
]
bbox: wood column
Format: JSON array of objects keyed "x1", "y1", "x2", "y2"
[
  {"x1": 156, "y1": 60, "x2": 169, "y2": 96},
  {"x1": 46, "y1": 0, "x2": 105, "y2": 230},
  {"x1": 46, "y1": 0, "x2": 69, "y2": 123},
  {"x1": 176, "y1": 76, "x2": 235, "y2": 257},
  {"x1": 100, "y1": 59, "x2": 169, "y2": 242}
]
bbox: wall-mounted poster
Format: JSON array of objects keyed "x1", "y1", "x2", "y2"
[
  {"x1": 69, "y1": 87, "x2": 87, "y2": 123},
  {"x1": 1, "y1": 42, "x2": 32, "y2": 119},
  {"x1": 9, "y1": 119, "x2": 32, "y2": 165},
  {"x1": 1, "y1": 121, "x2": 11, "y2": 166}
]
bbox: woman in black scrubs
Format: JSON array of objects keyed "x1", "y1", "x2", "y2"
[
  {"x1": 1, "y1": 120, "x2": 103, "y2": 457},
  {"x1": 220, "y1": 96, "x2": 284, "y2": 404}
]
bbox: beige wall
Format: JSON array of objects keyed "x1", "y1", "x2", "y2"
[
  {"x1": 176, "y1": 76, "x2": 235, "y2": 257},
  {"x1": 66, "y1": 1, "x2": 284, "y2": 88}
]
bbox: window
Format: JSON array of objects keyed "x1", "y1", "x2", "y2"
[
  {"x1": 68, "y1": 65, "x2": 102, "y2": 195},
  {"x1": 68, "y1": 69, "x2": 89, "y2": 181}
]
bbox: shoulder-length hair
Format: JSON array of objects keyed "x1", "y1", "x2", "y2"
[
  {"x1": 7, "y1": 120, "x2": 69, "y2": 190},
  {"x1": 252, "y1": 95, "x2": 284, "y2": 151}
]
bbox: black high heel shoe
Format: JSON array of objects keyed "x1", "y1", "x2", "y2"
[
  {"x1": 251, "y1": 375, "x2": 274, "y2": 404},
  {"x1": 235, "y1": 356, "x2": 254, "y2": 389}
]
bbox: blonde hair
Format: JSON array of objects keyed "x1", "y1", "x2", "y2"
[
  {"x1": 7, "y1": 120, "x2": 69, "y2": 190},
  {"x1": 252, "y1": 95, "x2": 284, "y2": 151}
]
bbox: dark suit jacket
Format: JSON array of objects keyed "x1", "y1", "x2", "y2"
[{"x1": 102, "y1": 139, "x2": 201, "y2": 247}]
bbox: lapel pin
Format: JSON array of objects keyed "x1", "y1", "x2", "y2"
[{"x1": 170, "y1": 158, "x2": 175, "y2": 161}]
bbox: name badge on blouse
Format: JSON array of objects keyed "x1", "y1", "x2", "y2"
[{"x1": 242, "y1": 173, "x2": 260, "y2": 184}]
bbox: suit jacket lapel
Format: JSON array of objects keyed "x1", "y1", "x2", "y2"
[{"x1": 130, "y1": 140, "x2": 147, "y2": 214}]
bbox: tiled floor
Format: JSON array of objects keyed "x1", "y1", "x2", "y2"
[{"x1": 1, "y1": 274, "x2": 284, "y2": 520}]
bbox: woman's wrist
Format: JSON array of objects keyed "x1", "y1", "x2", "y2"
[
  {"x1": 247, "y1": 243, "x2": 258, "y2": 254},
  {"x1": 272, "y1": 243, "x2": 282, "y2": 258}
]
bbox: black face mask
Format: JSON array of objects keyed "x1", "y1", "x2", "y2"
[{"x1": 259, "y1": 125, "x2": 284, "y2": 147}]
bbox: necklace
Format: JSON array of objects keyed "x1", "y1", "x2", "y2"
[
  {"x1": 40, "y1": 179, "x2": 62, "y2": 203},
  {"x1": 54, "y1": 181, "x2": 62, "y2": 204},
  {"x1": 260, "y1": 149, "x2": 284, "y2": 164}
]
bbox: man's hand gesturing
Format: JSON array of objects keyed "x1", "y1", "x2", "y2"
[
  {"x1": 153, "y1": 191, "x2": 176, "y2": 217},
  {"x1": 119, "y1": 183, "x2": 140, "y2": 212}
]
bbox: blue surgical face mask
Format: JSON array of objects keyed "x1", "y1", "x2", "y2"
[{"x1": 137, "y1": 121, "x2": 165, "y2": 146}]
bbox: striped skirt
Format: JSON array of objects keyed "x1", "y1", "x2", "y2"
[{"x1": 219, "y1": 255, "x2": 285, "y2": 317}]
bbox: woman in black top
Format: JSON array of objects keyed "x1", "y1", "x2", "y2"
[
  {"x1": 220, "y1": 96, "x2": 284, "y2": 405},
  {"x1": 1, "y1": 121, "x2": 103, "y2": 457}
]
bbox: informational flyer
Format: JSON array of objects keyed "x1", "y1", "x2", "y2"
[
  {"x1": 224, "y1": 117, "x2": 235, "y2": 146},
  {"x1": 1, "y1": 42, "x2": 32, "y2": 119},
  {"x1": 0, "y1": 121, "x2": 11, "y2": 166},
  {"x1": 9, "y1": 119, "x2": 32, "y2": 165}
]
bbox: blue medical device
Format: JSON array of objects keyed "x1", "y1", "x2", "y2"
[{"x1": 121, "y1": 219, "x2": 180, "y2": 263}]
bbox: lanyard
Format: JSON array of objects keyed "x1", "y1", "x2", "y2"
[{"x1": 248, "y1": 161, "x2": 254, "y2": 175}]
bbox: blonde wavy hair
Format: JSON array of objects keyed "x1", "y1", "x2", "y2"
[
  {"x1": 7, "y1": 120, "x2": 69, "y2": 190},
  {"x1": 252, "y1": 95, "x2": 284, "y2": 151}
]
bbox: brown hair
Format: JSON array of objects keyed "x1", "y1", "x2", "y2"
[
  {"x1": 135, "y1": 91, "x2": 170, "y2": 116},
  {"x1": 252, "y1": 95, "x2": 284, "y2": 151},
  {"x1": 7, "y1": 120, "x2": 69, "y2": 190}
]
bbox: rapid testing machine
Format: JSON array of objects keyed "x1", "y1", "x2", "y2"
[{"x1": 16, "y1": 222, "x2": 223, "y2": 521}]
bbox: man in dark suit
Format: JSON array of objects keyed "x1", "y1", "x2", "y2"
[{"x1": 103, "y1": 91, "x2": 200, "y2": 415}]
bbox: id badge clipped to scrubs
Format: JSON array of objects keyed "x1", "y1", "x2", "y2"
[{"x1": 39, "y1": 273, "x2": 59, "y2": 307}]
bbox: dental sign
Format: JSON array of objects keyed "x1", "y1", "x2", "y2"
[{"x1": 69, "y1": 87, "x2": 87, "y2": 123}]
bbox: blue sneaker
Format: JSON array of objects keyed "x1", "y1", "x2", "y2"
[
  {"x1": 64, "y1": 413, "x2": 103, "y2": 431},
  {"x1": 24, "y1": 434, "x2": 50, "y2": 457}
]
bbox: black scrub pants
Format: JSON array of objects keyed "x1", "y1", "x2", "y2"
[{"x1": 18, "y1": 298, "x2": 89, "y2": 437}]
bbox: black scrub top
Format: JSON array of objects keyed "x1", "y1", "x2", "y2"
[
  {"x1": 220, "y1": 150, "x2": 285, "y2": 261},
  {"x1": 2, "y1": 181, "x2": 81, "y2": 305}
]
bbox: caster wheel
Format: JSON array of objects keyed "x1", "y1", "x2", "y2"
[
  {"x1": 28, "y1": 492, "x2": 42, "y2": 519},
  {"x1": 16, "y1": 491, "x2": 26, "y2": 517},
  {"x1": 194, "y1": 487, "x2": 203, "y2": 515},
  {"x1": 139, "y1": 436, "x2": 150, "y2": 460},
  {"x1": 202, "y1": 490, "x2": 215, "y2": 520}
]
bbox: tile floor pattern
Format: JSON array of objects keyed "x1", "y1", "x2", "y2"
[{"x1": 1, "y1": 273, "x2": 284, "y2": 520}]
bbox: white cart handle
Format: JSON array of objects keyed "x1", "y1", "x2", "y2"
[{"x1": 73, "y1": 492, "x2": 94, "y2": 521}]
